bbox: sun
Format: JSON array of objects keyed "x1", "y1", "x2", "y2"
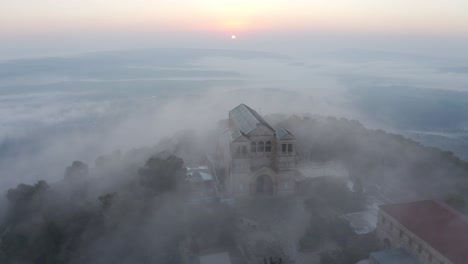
[{"x1": 231, "y1": 35, "x2": 237, "y2": 40}]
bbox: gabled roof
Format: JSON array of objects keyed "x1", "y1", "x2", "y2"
[
  {"x1": 229, "y1": 104, "x2": 274, "y2": 136},
  {"x1": 380, "y1": 200, "x2": 468, "y2": 264},
  {"x1": 230, "y1": 130, "x2": 248, "y2": 141},
  {"x1": 275, "y1": 128, "x2": 294, "y2": 139}
]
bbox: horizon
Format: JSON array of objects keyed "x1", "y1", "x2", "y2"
[{"x1": 2, "y1": 0, "x2": 468, "y2": 59}]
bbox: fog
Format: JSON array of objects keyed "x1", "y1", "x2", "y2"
[
  {"x1": 1, "y1": 37, "x2": 468, "y2": 263},
  {"x1": 1, "y1": 45, "x2": 468, "y2": 190}
]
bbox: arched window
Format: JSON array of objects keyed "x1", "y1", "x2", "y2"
[
  {"x1": 258, "y1": 141, "x2": 264, "y2": 152},
  {"x1": 265, "y1": 141, "x2": 272, "y2": 152},
  {"x1": 242, "y1": 146, "x2": 247, "y2": 155},
  {"x1": 251, "y1": 141, "x2": 257, "y2": 152},
  {"x1": 383, "y1": 238, "x2": 391, "y2": 249}
]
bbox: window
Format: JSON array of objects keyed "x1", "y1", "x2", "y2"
[
  {"x1": 265, "y1": 141, "x2": 272, "y2": 152},
  {"x1": 409, "y1": 238, "x2": 413, "y2": 247},
  {"x1": 418, "y1": 244, "x2": 422, "y2": 254},
  {"x1": 399, "y1": 230, "x2": 404, "y2": 238},
  {"x1": 382, "y1": 216, "x2": 386, "y2": 224},
  {"x1": 282, "y1": 144, "x2": 287, "y2": 152},
  {"x1": 390, "y1": 222, "x2": 393, "y2": 231},
  {"x1": 383, "y1": 238, "x2": 391, "y2": 249},
  {"x1": 258, "y1": 141, "x2": 264, "y2": 152},
  {"x1": 242, "y1": 146, "x2": 247, "y2": 155},
  {"x1": 235, "y1": 146, "x2": 241, "y2": 157},
  {"x1": 288, "y1": 144, "x2": 293, "y2": 152},
  {"x1": 251, "y1": 142, "x2": 257, "y2": 152}
]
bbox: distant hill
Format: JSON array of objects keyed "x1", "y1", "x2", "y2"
[{"x1": 275, "y1": 115, "x2": 468, "y2": 201}]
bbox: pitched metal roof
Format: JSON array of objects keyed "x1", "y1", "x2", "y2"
[
  {"x1": 229, "y1": 104, "x2": 274, "y2": 136},
  {"x1": 230, "y1": 130, "x2": 247, "y2": 141},
  {"x1": 380, "y1": 200, "x2": 468, "y2": 264},
  {"x1": 275, "y1": 128, "x2": 293, "y2": 139}
]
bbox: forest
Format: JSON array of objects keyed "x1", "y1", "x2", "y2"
[{"x1": 1, "y1": 115, "x2": 467, "y2": 264}]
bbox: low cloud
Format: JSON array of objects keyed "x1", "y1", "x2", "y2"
[{"x1": 1, "y1": 47, "x2": 468, "y2": 191}]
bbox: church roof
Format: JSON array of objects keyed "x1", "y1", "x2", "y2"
[
  {"x1": 275, "y1": 128, "x2": 293, "y2": 139},
  {"x1": 229, "y1": 104, "x2": 274, "y2": 137},
  {"x1": 230, "y1": 130, "x2": 247, "y2": 141}
]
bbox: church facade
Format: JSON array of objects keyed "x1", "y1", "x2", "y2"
[{"x1": 218, "y1": 104, "x2": 297, "y2": 197}]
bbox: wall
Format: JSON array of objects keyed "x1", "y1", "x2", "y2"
[{"x1": 376, "y1": 210, "x2": 452, "y2": 264}]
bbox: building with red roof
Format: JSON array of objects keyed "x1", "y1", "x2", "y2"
[{"x1": 376, "y1": 200, "x2": 468, "y2": 264}]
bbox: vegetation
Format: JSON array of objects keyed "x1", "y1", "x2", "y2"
[
  {"x1": 0, "y1": 153, "x2": 186, "y2": 264},
  {"x1": 278, "y1": 115, "x2": 468, "y2": 201},
  {"x1": 264, "y1": 257, "x2": 283, "y2": 264},
  {"x1": 138, "y1": 154, "x2": 185, "y2": 194},
  {"x1": 2, "y1": 115, "x2": 468, "y2": 263},
  {"x1": 444, "y1": 193, "x2": 467, "y2": 213},
  {"x1": 299, "y1": 177, "x2": 361, "y2": 252},
  {"x1": 319, "y1": 234, "x2": 379, "y2": 264}
]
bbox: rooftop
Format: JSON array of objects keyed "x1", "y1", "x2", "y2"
[
  {"x1": 380, "y1": 200, "x2": 468, "y2": 264},
  {"x1": 275, "y1": 128, "x2": 293, "y2": 139},
  {"x1": 342, "y1": 210, "x2": 378, "y2": 235},
  {"x1": 228, "y1": 104, "x2": 274, "y2": 139},
  {"x1": 370, "y1": 248, "x2": 421, "y2": 264},
  {"x1": 186, "y1": 166, "x2": 213, "y2": 181}
]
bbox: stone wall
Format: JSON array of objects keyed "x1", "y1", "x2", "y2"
[{"x1": 376, "y1": 210, "x2": 452, "y2": 264}]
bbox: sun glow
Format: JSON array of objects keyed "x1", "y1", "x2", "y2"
[
  {"x1": 1, "y1": 0, "x2": 467, "y2": 37},
  {"x1": 231, "y1": 35, "x2": 237, "y2": 39}
]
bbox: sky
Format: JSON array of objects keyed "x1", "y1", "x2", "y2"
[
  {"x1": 2, "y1": 0, "x2": 468, "y2": 34},
  {"x1": 1, "y1": 0, "x2": 468, "y2": 59}
]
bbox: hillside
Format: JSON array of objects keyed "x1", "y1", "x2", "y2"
[{"x1": 1, "y1": 115, "x2": 468, "y2": 263}]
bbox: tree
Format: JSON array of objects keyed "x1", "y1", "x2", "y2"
[
  {"x1": 0, "y1": 233, "x2": 28, "y2": 263},
  {"x1": 319, "y1": 234, "x2": 378, "y2": 264},
  {"x1": 444, "y1": 194, "x2": 466, "y2": 212},
  {"x1": 29, "y1": 222, "x2": 64, "y2": 264},
  {"x1": 6, "y1": 181, "x2": 48, "y2": 204},
  {"x1": 138, "y1": 155, "x2": 185, "y2": 193},
  {"x1": 64, "y1": 161, "x2": 89, "y2": 182},
  {"x1": 98, "y1": 192, "x2": 118, "y2": 211},
  {"x1": 264, "y1": 257, "x2": 283, "y2": 264},
  {"x1": 5, "y1": 181, "x2": 49, "y2": 224}
]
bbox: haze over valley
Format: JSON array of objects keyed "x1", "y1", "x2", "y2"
[
  {"x1": 1, "y1": 47, "x2": 468, "y2": 190},
  {"x1": 1, "y1": 1, "x2": 468, "y2": 263}
]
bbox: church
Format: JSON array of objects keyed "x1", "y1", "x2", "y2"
[{"x1": 216, "y1": 104, "x2": 297, "y2": 197}]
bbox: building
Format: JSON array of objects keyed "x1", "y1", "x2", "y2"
[
  {"x1": 342, "y1": 210, "x2": 378, "y2": 235},
  {"x1": 376, "y1": 200, "x2": 468, "y2": 264},
  {"x1": 360, "y1": 248, "x2": 421, "y2": 264},
  {"x1": 186, "y1": 166, "x2": 217, "y2": 203},
  {"x1": 217, "y1": 104, "x2": 297, "y2": 197}
]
